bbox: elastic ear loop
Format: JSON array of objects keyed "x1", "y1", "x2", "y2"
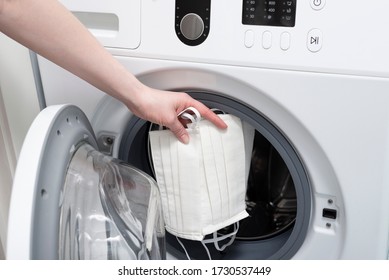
[
  {"x1": 178, "y1": 106, "x2": 201, "y2": 128},
  {"x1": 201, "y1": 222, "x2": 240, "y2": 257},
  {"x1": 176, "y1": 223, "x2": 239, "y2": 260},
  {"x1": 176, "y1": 236, "x2": 193, "y2": 260},
  {"x1": 210, "y1": 108, "x2": 226, "y2": 115}
]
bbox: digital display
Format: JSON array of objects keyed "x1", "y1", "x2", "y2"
[{"x1": 242, "y1": 0, "x2": 296, "y2": 27}]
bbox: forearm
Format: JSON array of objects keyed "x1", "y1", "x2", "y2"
[
  {"x1": 0, "y1": 0, "x2": 227, "y2": 142},
  {"x1": 0, "y1": 0, "x2": 143, "y2": 107}
]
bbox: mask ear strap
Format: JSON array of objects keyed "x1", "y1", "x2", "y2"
[
  {"x1": 177, "y1": 223, "x2": 239, "y2": 260},
  {"x1": 201, "y1": 222, "x2": 240, "y2": 252},
  {"x1": 214, "y1": 222, "x2": 239, "y2": 251},
  {"x1": 177, "y1": 236, "x2": 213, "y2": 260},
  {"x1": 178, "y1": 107, "x2": 201, "y2": 128},
  {"x1": 210, "y1": 108, "x2": 226, "y2": 115},
  {"x1": 176, "y1": 236, "x2": 192, "y2": 260}
]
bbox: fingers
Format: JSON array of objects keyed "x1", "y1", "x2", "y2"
[
  {"x1": 192, "y1": 101, "x2": 228, "y2": 129},
  {"x1": 134, "y1": 89, "x2": 227, "y2": 144},
  {"x1": 166, "y1": 103, "x2": 227, "y2": 145},
  {"x1": 169, "y1": 119, "x2": 190, "y2": 144}
]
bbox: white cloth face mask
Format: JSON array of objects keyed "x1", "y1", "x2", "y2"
[{"x1": 149, "y1": 107, "x2": 253, "y2": 244}]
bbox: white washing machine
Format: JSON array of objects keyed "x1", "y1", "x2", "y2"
[{"x1": 7, "y1": 0, "x2": 389, "y2": 259}]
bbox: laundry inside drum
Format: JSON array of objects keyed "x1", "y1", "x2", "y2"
[
  {"x1": 149, "y1": 122, "x2": 297, "y2": 240},
  {"x1": 147, "y1": 123, "x2": 297, "y2": 259}
]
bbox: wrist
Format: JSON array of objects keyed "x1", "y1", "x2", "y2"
[{"x1": 115, "y1": 74, "x2": 148, "y2": 113}]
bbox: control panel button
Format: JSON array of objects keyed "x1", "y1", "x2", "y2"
[
  {"x1": 280, "y1": 32, "x2": 291, "y2": 50},
  {"x1": 180, "y1": 13, "x2": 204, "y2": 40},
  {"x1": 310, "y1": 0, "x2": 326, "y2": 10},
  {"x1": 244, "y1": 30, "x2": 255, "y2": 48},
  {"x1": 307, "y1": 28, "x2": 323, "y2": 52},
  {"x1": 175, "y1": 0, "x2": 211, "y2": 46},
  {"x1": 262, "y1": 31, "x2": 272, "y2": 49}
]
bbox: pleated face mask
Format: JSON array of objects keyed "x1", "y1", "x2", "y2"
[{"x1": 149, "y1": 107, "x2": 254, "y2": 252}]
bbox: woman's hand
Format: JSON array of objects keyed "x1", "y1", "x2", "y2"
[
  {"x1": 0, "y1": 0, "x2": 227, "y2": 144},
  {"x1": 126, "y1": 85, "x2": 227, "y2": 144}
]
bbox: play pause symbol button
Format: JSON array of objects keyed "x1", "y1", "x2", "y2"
[{"x1": 307, "y1": 29, "x2": 323, "y2": 52}]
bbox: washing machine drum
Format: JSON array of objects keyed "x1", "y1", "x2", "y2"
[{"x1": 6, "y1": 105, "x2": 165, "y2": 260}]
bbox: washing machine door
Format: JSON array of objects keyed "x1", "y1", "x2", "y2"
[{"x1": 6, "y1": 104, "x2": 165, "y2": 260}]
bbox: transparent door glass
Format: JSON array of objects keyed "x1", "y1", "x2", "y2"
[{"x1": 59, "y1": 143, "x2": 165, "y2": 260}]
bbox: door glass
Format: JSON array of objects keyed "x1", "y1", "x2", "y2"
[{"x1": 59, "y1": 143, "x2": 165, "y2": 260}]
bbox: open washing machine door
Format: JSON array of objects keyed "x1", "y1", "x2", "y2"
[{"x1": 6, "y1": 104, "x2": 165, "y2": 260}]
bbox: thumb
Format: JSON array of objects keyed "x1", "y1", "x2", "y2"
[{"x1": 169, "y1": 121, "x2": 190, "y2": 144}]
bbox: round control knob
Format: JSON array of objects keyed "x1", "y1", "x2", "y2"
[{"x1": 180, "y1": 13, "x2": 204, "y2": 41}]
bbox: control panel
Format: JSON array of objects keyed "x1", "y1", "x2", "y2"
[
  {"x1": 242, "y1": 0, "x2": 296, "y2": 27},
  {"x1": 175, "y1": 0, "x2": 211, "y2": 46}
]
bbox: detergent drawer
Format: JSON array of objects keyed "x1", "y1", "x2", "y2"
[{"x1": 60, "y1": 0, "x2": 141, "y2": 49}]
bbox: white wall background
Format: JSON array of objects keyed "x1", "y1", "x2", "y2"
[{"x1": 0, "y1": 33, "x2": 40, "y2": 259}]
